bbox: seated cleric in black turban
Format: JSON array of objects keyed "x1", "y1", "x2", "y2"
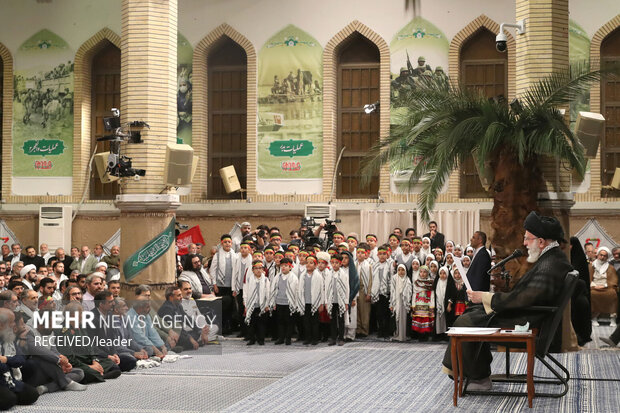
[{"x1": 441, "y1": 211, "x2": 572, "y2": 389}]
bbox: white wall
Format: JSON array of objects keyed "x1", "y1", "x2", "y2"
[{"x1": 0, "y1": 0, "x2": 121, "y2": 55}]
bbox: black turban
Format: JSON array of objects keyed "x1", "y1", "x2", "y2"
[{"x1": 523, "y1": 211, "x2": 565, "y2": 241}]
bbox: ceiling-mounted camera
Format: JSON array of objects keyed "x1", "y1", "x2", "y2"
[
  {"x1": 495, "y1": 19, "x2": 526, "y2": 53},
  {"x1": 495, "y1": 32, "x2": 508, "y2": 53}
]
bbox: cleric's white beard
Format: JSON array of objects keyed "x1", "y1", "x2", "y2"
[{"x1": 527, "y1": 243, "x2": 541, "y2": 263}]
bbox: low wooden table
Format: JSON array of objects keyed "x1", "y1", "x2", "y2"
[{"x1": 448, "y1": 329, "x2": 536, "y2": 408}]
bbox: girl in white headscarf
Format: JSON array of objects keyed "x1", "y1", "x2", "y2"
[
  {"x1": 444, "y1": 253, "x2": 455, "y2": 271},
  {"x1": 424, "y1": 254, "x2": 435, "y2": 268},
  {"x1": 421, "y1": 237, "x2": 432, "y2": 259},
  {"x1": 433, "y1": 266, "x2": 451, "y2": 337},
  {"x1": 453, "y1": 244, "x2": 463, "y2": 258},
  {"x1": 465, "y1": 246, "x2": 474, "y2": 259},
  {"x1": 410, "y1": 258, "x2": 420, "y2": 283},
  {"x1": 390, "y1": 264, "x2": 412, "y2": 342},
  {"x1": 461, "y1": 255, "x2": 471, "y2": 274},
  {"x1": 445, "y1": 241, "x2": 455, "y2": 255},
  {"x1": 429, "y1": 260, "x2": 439, "y2": 281}
]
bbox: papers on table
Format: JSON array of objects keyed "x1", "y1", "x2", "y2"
[{"x1": 447, "y1": 327, "x2": 500, "y2": 335}]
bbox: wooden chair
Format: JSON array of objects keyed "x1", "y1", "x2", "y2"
[{"x1": 464, "y1": 270, "x2": 579, "y2": 400}]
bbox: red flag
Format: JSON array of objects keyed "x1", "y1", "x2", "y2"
[{"x1": 176, "y1": 225, "x2": 205, "y2": 255}]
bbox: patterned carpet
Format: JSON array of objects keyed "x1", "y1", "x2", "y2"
[{"x1": 10, "y1": 325, "x2": 619, "y2": 412}]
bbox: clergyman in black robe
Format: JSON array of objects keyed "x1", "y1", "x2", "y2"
[{"x1": 441, "y1": 212, "x2": 573, "y2": 382}]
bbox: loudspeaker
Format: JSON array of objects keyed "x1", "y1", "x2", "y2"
[
  {"x1": 576, "y1": 111, "x2": 605, "y2": 158},
  {"x1": 611, "y1": 168, "x2": 620, "y2": 190},
  {"x1": 93, "y1": 152, "x2": 119, "y2": 184},
  {"x1": 219, "y1": 165, "x2": 241, "y2": 193},
  {"x1": 164, "y1": 143, "x2": 195, "y2": 186}
]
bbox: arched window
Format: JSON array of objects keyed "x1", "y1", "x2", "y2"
[
  {"x1": 337, "y1": 32, "x2": 380, "y2": 198},
  {"x1": 207, "y1": 36, "x2": 247, "y2": 199},
  {"x1": 601, "y1": 27, "x2": 620, "y2": 196},
  {"x1": 459, "y1": 28, "x2": 507, "y2": 198},
  {"x1": 90, "y1": 41, "x2": 120, "y2": 200}
]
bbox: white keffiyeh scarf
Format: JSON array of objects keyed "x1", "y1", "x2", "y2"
[
  {"x1": 324, "y1": 269, "x2": 348, "y2": 316},
  {"x1": 297, "y1": 269, "x2": 324, "y2": 315},
  {"x1": 269, "y1": 271, "x2": 299, "y2": 314},
  {"x1": 371, "y1": 260, "x2": 391, "y2": 303},
  {"x1": 243, "y1": 275, "x2": 270, "y2": 325}
]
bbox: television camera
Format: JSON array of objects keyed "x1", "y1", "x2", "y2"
[
  {"x1": 97, "y1": 108, "x2": 148, "y2": 178},
  {"x1": 300, "y1": 217, "x2": 341, "y2": 249}
]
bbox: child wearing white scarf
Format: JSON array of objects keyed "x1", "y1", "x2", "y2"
[{"x1": 390, "y1": 264, "x2": 412, "y2": 342}]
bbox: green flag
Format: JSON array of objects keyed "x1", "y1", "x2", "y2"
[{"x1": 123, "y1": 217, "x2": 176, "y2": 282}]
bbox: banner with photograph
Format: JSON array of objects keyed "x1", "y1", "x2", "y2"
[
  {"x1": 389, "y1": 18, "x2": 449, "y2": 193},
  {"x1": 177, "y1": 32, "x2": 193, "y2": 146},
  {"x1": 12, "y1": 29, "x2": 74, "y2": 177},
  {"x1": 569, "y1": 19, "x2": 592, "y2": 193},
  {"x1": 257, "y1": 25, "x2": 323, "y2": 179}
]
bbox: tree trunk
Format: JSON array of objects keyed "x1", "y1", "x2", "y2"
[{"x1": 489, "y1": 150, "x2": 539, "y2": 289}]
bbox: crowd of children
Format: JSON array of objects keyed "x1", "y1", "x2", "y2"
[{"x1": 197, "y1": 226, "x2": 478, "y2": 345}]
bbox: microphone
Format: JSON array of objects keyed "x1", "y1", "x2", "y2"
[{"x1": 487, "y1": 249, "x2": 524, "y2": 274}]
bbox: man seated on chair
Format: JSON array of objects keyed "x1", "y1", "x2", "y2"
[{"x1": 441, "y1": 211, "x2": 572, "y2": 391}]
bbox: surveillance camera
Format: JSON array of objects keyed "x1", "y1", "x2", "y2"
[{"x1": 495, "y1": 32, "x2": 508, "y2": 53}]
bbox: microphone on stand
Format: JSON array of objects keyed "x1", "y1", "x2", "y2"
[{"x1": 487, "y1": 249, "x2": 524, "y2": 274}]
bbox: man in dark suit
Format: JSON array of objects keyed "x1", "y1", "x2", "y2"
[
  {"x1": 21, "y1": 246, "x2": 45, "y2": 271},
  {"x1": 423, "y1": 221, "x2": 445, "y2": 251},
  {"x1": 467, "y1": 231, "x2": 492, "y2": 292},
  {"x1": 442, "y1": 211, "x2": 573, "y2": 390}
]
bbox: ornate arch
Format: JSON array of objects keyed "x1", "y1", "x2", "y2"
[
  {"x1": 449, "y1": 15, "x2": 515, "y2": 100},
  {"x1": 322, "y1": 20, "x2": 391, "y2": 200},
  {"x1": 191, "y1": 23, "x2": 256, "y2": 202},
  {"x1": 588, "y1": 14, "x2": 620, "y2": 200},
  {"x1": 0, "y1": 42, "x2": 13, "y2": 199},
  {"x1": 72, "y1": 27, "x2": 121, "y2": 200}
]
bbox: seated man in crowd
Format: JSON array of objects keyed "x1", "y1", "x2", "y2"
[
  {"x1": 110, "y1": 297, "x2": 149, "y2": 360},
  {"x1": 590, "y1": 246, "x2": 618, "y2": 327},
  {"x1": 19, "y1": 264, "x2": 38, "y2": 290},
  {"x1": 56, "y1": 302, "x2": 121, "y2": 383},
  {"x1": 18, "y1": 289, "x2": 39, "y2": 322},
  {"x1": 82, "y1": 272, "x2": 105, "y2": 311},
  {"x1": 70, "y1": 246, "x2": 98, "y2": 275},
  {"x1": 158, "y1": 285, "x2": 197, "y2": 350},
  {"x1": 179, "y1": 253, "x2": 216, "y2": 299},
  {"x1": 22, "y1": 246, "x2": 45, "y2": 271},
  {"x1": 127, "y1": 296, "x2": 170, "y2": 358},
  {"x1": 88, "y1": 291, "x2": 137, "y2": 371},
  {"x1": 108, "y1": 280, "x2": 121, "y2": 298},
  {"x1": 441, "y1": 212, "x2": 572, "y2": 391},
  {"x1": 1, "y1": 290, "x2": 19, "y2": 311},
  {"x1": 179, "y1": 280, "x2": 218, "y2": 344},
  {"x1": 16, "y1": 311, "x2": 86, "y2": 394},
  {"x1": 0, "y1": 308, "x2": 39, "y2": 410}
]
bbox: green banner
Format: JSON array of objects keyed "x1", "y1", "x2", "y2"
[
  {"x1": 123, "y1": 217, "x2": 176, "y2": 282},
  {"x1": 268, "y1": 139, "x2": 314, "y2": 157},
  {"x1": 257, "y1": 25, "x2": 323, "y2": 179}
]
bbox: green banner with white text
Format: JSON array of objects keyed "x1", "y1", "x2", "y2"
[{"x1": 123, "y1": 217, "x2": 176, "y2": 282}]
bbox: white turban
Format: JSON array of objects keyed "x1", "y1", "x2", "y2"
[
  {"x1": 96, "y1": 261, "x2": 108, "y2": 270},
  {"x1": 20, "y1": 264, "x2": 36, "y2": 277}
]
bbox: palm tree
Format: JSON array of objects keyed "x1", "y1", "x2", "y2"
[{"x1": 362, "y1": 63, "x2": 612, "y2": 259}]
